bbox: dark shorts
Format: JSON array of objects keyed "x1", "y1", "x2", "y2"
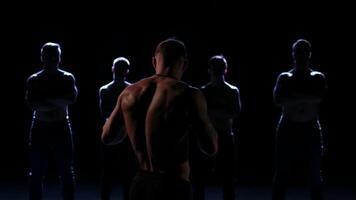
[
  {"x1": 130, "y1": 171, "x2": 193, "y2": 200},
  {"x1": 274, "y1": 118, "x2": 324, "y2": 184}
]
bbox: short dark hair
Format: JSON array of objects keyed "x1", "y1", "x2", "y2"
[
  {"x1": 292, "y1": 39, "x2": 311, "y2": 58},
  {"x1": 208, "y1": 55, "x2": 227, "y2": 75},
  {"x1": 155, "y1": 38, "x2": 187, "y2": 68},
  {"x1": 41, "y1": 42, "x2": 61, "y2": 63},
  {"x1": 112, "y1": 57, "x2": 130, "y2": 76}
]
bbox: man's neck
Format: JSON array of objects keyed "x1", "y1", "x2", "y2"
[
  {"x1": 43, "y1": 65, "x2": 59, "y2": 73},
  {"x1": 210, "y1": 75, "x2": 225, "y2": 86},
  {"x1": 155, "y1": 67, "x2": 180, "y2": 80},
  {"x1": 113, "y1": 78, "x2": 126, "y2": 85}
]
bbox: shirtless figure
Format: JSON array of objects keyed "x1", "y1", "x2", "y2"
[
  {"x1": 192, "y1": 55, "x2": 241, "y2": 200},
  {"x1": 102, "y1": 38, "x2": 218, "y2": 200},
  {"x1": 99, "y1": 57, "x2": 135, "y2": 200},
  {"x1": 272, "y1": 39, "x2": 327, "y2": 200},
  {"x1": 26, "y1": 42, "x2": 78, "y2": 200}
]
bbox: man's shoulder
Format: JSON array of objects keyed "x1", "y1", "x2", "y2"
[
  {"x1": 27, "y1": 70, "x2": 43, "y2": 82},
  {"x1": 99, "y1": 81, "x2": 114, "y2": 94},
  {"x1": 58, "y1": 69, "x2": 75, "y2": 79},
  {"x1": 201, "y1": 82, "x2": 211, "y2": 90},
  {"x1": 120, "y1": 77, "x2": 152, "y2": 99},
  {"x1": 279, "y1": 71, "x2": 293, "y2": 78},
  {"x1": 126, "y1": 77, "x2": 152, "y2": 91},
  {"x1": 225, "y1": 82, "x2": 239, "y2": 92},
  {"x1": 186, "y1": 85, "x2": 204, "y2": 100},
  {"x1": 118, "y1": 79, "x2": 151, "y2": 110},
  {"x1": 276, "y1": 71, "x2": 293, "y2": 83},
  {"x1": 310, "y1": 70, "x2": 326, "y2": 79}
]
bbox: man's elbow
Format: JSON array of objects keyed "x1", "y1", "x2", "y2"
[
  {"x1": 201, "y1": 140, "x2": 218, "y2": 156},
  {"x1": 101, "y1": 133, "x2": 111, "y2": 145},
  {"x1": 101, "y1": 126, "x2": 126, "y2": 145},
  {"x1": 101, "y1": 129, "x2": 111, "y2": 145}
]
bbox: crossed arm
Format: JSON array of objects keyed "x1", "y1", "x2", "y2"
[
  {"x1": 26, "y1": 75, "x2": 78, "y2": 111},
  {"x1": 273, "y1": 73, "x2": 327, "y2": 106}
]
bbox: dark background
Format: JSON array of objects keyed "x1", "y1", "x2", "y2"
[{"x1": 0, "y1": 0, "x2": 354, "y2": 187}]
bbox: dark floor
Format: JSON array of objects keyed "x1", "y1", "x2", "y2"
[{"x1": 0, "y1": 181, "x2": 353, "y2": 200}]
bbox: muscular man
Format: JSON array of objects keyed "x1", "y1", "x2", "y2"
[
  {"x1": 99, "y1": 57, "x2": 135, "y2": 200},
  {"x1": 26, "y1": 42, "x2": 78, "y2": 200},
  {"x1": 192, "y1": 55, "x2": 241, "y2": 200},
  {"x1": 272, "y1": 39, "x2": 327, "y2": 200},
  {"x1": 101, "y1": 38, "x2": 218, "y2": 200}
]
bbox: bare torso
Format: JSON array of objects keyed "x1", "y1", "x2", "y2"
[
  {"x1": 201, "y1": 82, "x2": 241, "y2": 133},
  {"x1": 26, "y1": 69, "x2": 77, "y2": 122},
  {"x1": 274, "y1": 68, "x2": 327, "y2": 122}
]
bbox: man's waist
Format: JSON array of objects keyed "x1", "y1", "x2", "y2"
[
  {"x1": 34, "y1": 111, "x2": 69, "y2": 122},
  {"x1": 136, "y1": 169, "x2": 190, "y2": 182},
  {"x1": 33, "y1": 115, "x2": 69, "y2": 124},
  {"x1": 279, "y1": 114, "x2": 319, "y2": 125}
]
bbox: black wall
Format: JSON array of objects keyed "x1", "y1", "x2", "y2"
[{"x1": 0, "y1": 1, "x2": 354, "y2": 186}]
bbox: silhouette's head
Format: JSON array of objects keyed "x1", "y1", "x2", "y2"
[
  {"x1": 112, "y1": 57, "x2": 130, "y2": 81},
  {"x1": 41, "y1": 42, "x2": 61, "y2": 69},
  {"x1": 153, "y1": 38, "x2": 188, "y2": 78},
  {"x1": 292, "y1": 39, "x2": 311, "y2": 69},
  {"x1": 208, "y1": 55, "x2": 227, "y2": 77}
]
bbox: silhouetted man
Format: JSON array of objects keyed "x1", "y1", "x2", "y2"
[
  {"x1": 101, "y1": 38, "x2": 218, "y2": 200},
  {"x1": 26, "y1": 42, "x2": 78, "y2": 200},
  {"x1": 192, "y1": 55, "x2": 241, "y2": 200},
  {"x1": 99, "y1": 57, "x2": 135, "y2": 200},
  {"x1": 272, "y1": 39, "x2": 327, "y2": 200}
]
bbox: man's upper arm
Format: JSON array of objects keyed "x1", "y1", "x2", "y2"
[
  {"x1": 232, "y1": 87, "x2": 241, "y2": 117},
  {"x1": 273, "y1": 73, "x2": 290, "y2": 106},
  {"x1": 26, "y1": 76, "x2": 42, "y2": 107},
  {"x1": 99, "y1": 87, "x2": 110, "y2": 119},
  {"x1": 101, "y1": 91, "x2": 127, "y2": 145},
  {"x1": 314, "y1": 72, "x2": 327, "y2": 98},
  {"x1": 66, "y1": 74, "x2": 78, "y2": 103}
]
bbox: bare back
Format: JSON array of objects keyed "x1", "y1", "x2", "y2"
[{"x1": 120, "y1": 76, "x2": 196, "y2": 180}]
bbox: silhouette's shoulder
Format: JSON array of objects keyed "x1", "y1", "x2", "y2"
[
  {"x1": 99, "y1": 81, "x2": 114, "y2": 93},
  {"x1": 280, "y1": 71, "x2": 293, "y2": 78},
  {"x1": 188, "y1": 85, "x2": 200, "y2": 91},
  {"x1": 27, "y1": 70, "x2": 43, "y2": 82},
  {"x1": 225, "y1": 82, "x2": 239, "y2": 91},
  {"x1": 187, "y1": 85, "x2": 204, "y2": 99},
  {"x1": 201, "y1": 83, "x2": 212, "y2": 90},
  {"x1": 277, "y1": 72, "x2": 293, "y2": 83},
  {"x1": 59, "y1": 69, "x2": 75, "y2": 79},
  {"x1": 124, "y1": 81, "x2": 132, "y2": 86},
  {"x1": 310, "y1": 70, "x2": 325, "y2": 79}
]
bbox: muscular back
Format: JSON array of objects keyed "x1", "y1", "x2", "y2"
[{"x1": 121, "y1": 76, "x2": 193, "y2": 177}]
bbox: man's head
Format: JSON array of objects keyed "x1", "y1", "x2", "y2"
[
  {"x1": 292, "y1": 39, "x2": 311, "y2": 69},
  {"x1": 112, "y1": 57, "x2": 130, "y2": 81},
  {"x1": 208, "y1": 55, "x2": 228, "y2": 77},
  {"x1": 153, "y1": 38, "x2": 188, "y2": 78},
  {"x1": 41, "y1": 42, "x2": 61, "y2": 69}
]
